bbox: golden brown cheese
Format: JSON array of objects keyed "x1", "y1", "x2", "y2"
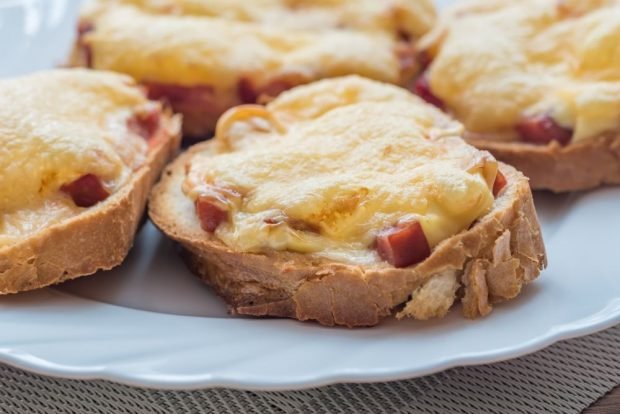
[
  {"x1": 79, "y1": 0, "x2": 435, "y2": 89},
  {"x1": 420, "y1": 0, "x2": 620, "y2": 141},
  {"x1": 115, "y1": 0, "x2": 436, "y2": 37},
  {"x1": 0, "y1": 69, "x2": 152, "y2": 246},
  {"x1": 184, "y1": 76, "x2": 497, "y2": 264}
]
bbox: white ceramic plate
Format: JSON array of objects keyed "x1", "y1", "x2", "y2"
[{"x1": 1, "y1": 0, "x2": 619, "y2": 391}]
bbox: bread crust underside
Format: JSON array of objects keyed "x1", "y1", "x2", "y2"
[{"x1": 467, "y1": 133, "x2": 620, "y2": 193}]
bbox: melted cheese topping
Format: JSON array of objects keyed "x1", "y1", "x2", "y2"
[
  {"x1": 80, "y1": 0, "x2": 435, "y2": 89},
  {"x1": 115, "y1": 0, "x2": 435, "y2": 36},
  {"x1": 184, "y1": 76, "x2": 497, "y2": 265},
  {"x1": 420, "y1": 0, "x2": 620, "y2": 141},
  {"x1": 0, "y1": 69, "x2": 152, "y2": 246}
]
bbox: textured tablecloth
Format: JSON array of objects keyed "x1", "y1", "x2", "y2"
[{"x1": 0, "y1": 324, "x2": 618, "y2": 414}]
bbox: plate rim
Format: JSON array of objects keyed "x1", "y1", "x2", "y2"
[{"x1": 0, "y1": 289, "x2": 618, "y2": 391}]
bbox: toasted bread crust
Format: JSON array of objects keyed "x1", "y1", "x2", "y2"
[
  {"x1": 149, "y1": 141, "x2": 546, "y2": 327},
  {"x1": 0, "y1": 114, "x2": 181, "y2": 294},
  {"x1": 467, "y1": 133, "x2": 620, "y2": 193}
]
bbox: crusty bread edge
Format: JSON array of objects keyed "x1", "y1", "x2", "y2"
[
  {"x1": 0, "y1": 114, "x2": 182, "y2": 294},
  {"x1": 467, "y1": 133, "x2": 620, "y2": 193},
  {"x1": 149, "y1": 140, "x2": 547, "y2": 327}
]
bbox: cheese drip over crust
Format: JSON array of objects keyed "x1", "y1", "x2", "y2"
[
  {"x1": 79, "y1": 0, "x2": 435, "y2": 89},
  {"x1": 0, "y1": 69, "x2": 152, "y2": 246},
  {"x1": 184, "y1": 76, "x2": 497, "y2": 265},
  {"x1": 420, "y1": 0, "x2": 620, "y2": 142}
]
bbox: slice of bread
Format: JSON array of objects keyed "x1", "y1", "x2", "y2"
[
  {"x1": 414, "y1": 0, "x2": 620, "y2": 193},
  {"x1": 0, "y1": 86, "x2": 181, "y2": 294},
  {"x1": 149, "y1": 141, "x2": 546, "y2": 327},
  {"x1": 70, "y1": 0, "x2": 436, "y2": 138}
]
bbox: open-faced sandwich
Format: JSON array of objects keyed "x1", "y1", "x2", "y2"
[
  {"x1": 149, "y1": 76, "x2": 547, "y2": 327},
  {"x1": 0, "y1": 69, "x2": 181, "y2": 294},
  {"x1": 415, "y1": 0, "x2": 620, "y2": 192},
  {"x1": 70, "y1": 0, "x2": 436, "y2": 138}
]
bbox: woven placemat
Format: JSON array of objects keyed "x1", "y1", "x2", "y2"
[{"x1": 0, "y1": 324, "x2": 618, "y2": 414}]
